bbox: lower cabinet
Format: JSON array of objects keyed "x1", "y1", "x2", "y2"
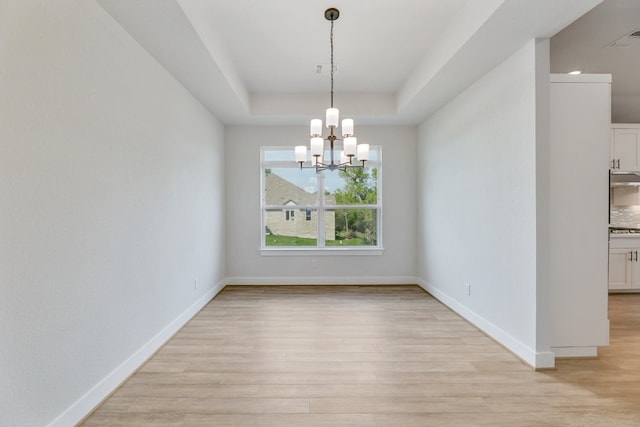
[{"x1": 608, "y1": 247, "x2": 640, "y2": 291}]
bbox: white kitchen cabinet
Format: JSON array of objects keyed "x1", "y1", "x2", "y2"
[
  {"x1": 608, "y1": 248, "x2": 640, "y2": 290},
  {"x1": 608, "y1": 236, "x2": 640, "y2": 291},
  {"x1": 611, "y1": 124, "x2": 640, "y2": 171}
]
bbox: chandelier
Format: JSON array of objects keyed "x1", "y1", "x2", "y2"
[{"x1": 295, "y1": 8, "x2": 369, "y2": 173}]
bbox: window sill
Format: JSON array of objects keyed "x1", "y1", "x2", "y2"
[{"x1": 260, "y1": 247, "x2": 384, "y2": 257}]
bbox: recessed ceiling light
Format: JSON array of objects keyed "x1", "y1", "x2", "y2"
[{"x1": 568, "y1": 70, "x2": 582, "y2": 75}]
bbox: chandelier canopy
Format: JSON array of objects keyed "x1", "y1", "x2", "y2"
[{"x1": 295, "y1": 8, "x2": 369, "y2": 173}]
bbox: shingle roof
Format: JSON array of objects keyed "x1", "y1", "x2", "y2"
[{"x1": 264, "y1": 173, "x2": 335, "y2": 205}]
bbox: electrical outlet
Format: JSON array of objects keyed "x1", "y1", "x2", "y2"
[
  {"x1": 311, "y1": 259, "x2": 318, "y2": 269},
  {"x1": 465, "y1": 283, "x2": 471, "y2": 296}
]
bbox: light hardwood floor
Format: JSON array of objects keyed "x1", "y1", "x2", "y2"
[{"x1": 81, "y1": 286, "x2": 640, "y2": 426}]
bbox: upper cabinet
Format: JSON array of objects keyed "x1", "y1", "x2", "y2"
[{"x1": 611, "y1": 124, "x2": 640, "y2": 171}]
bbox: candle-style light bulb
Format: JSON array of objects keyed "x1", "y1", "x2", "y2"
[
  {"x1": 326, "y1": 108, "x2": 339, "y2": 128},
  {"x1": 310, "y1": 119, "x2": 322, "y2": 137}
]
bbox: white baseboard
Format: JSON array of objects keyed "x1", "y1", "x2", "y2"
[
  {"x1": 552, "y1": 346, "x2": 598, "y2": 358},
  {"x1": 416, "y1": 279, "x2": 555, "y2": 369},
  {"x1": 225, "y1": 276, "x2": 418, "y2": 286},
  {"x1": 47, "y1": 281, "x2": 226, "y2": 427}
]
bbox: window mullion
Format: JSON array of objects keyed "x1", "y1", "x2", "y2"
[
  {"x1": 264, "y1": 204, "x2": 319, "y2": 210},
  {"x1": 317, "y1": 172, "x2": 326, "y2": 248},
  {"x1": 323, "y1": 204, "x2": 380, "y2": 209}
]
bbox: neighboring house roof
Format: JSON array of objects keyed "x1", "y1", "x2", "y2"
[{"x1": 265, "y1": 173, "x2": 335, "y2": 205}]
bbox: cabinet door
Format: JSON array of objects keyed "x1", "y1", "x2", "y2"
[
  {"x1": 609, "y1": 249, "x2": 632, "y2": 290},
  {"x1": 632, "y1": 250, "x2": 640, "y2": 289},
  {"x1": 613, "y1": 129, "x2": 640, "y2": 170}
]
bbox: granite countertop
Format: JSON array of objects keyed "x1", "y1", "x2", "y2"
[{"x1": 609, "y1": 226, "x2": 640, "y2": 237}]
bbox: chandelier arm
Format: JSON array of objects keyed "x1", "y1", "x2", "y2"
[{"x1": 298, "y1": 159, "x2": 365, "y2": 172}]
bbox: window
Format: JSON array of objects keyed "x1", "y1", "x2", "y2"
[{"x1": 261, "y1": 146, "x2": 381, "y2": 252}]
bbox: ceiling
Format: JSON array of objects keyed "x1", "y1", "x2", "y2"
[
  {"x1": 551, "y1": 0, "x2": 640, "y2": 123},
  {"x1": 97, "y1": 0, "x2": 605, "y2": 125}
]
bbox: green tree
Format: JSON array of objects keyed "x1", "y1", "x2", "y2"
[
  {"x1": 333, "y1": 168, "x2": 377, "y2": 244},
  {"x1": 334, "y1": 168, "x2": 377, "y2": 204}
]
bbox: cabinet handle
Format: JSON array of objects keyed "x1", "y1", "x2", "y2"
[
  {"x1": 617, "y1": 159, "x2": 621, "y2": 169},
  {"x1": 611, "y1": 159, "x2": 615, "y2": 169},
  {"x1": 635, "y1": 251, "x2": 638, "y2": 262},
  {"x1": 629, "y1": 251, "x2": 633, "y2": 261}
]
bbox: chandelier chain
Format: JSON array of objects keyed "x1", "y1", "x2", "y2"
[{"x1": 330, "y1": 18, "x2": 334, "y2": 108}]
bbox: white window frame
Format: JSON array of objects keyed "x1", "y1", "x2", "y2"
[{"x1": 260, "y1": 146, "x2": 383, "y2": 256}]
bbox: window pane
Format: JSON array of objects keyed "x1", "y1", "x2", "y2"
[
  {"x1": 327, "y1": 208, "x2": 378, "y2": 246},
  {"x1": 326, "y1": 167, "x2": 378, "y2": 205},
  {"x1": 264, "y1": 208, "x2": 318, "y2": 246},
  {"x1": 265, "y1": 168, "x2": 318, "y2": 205}
]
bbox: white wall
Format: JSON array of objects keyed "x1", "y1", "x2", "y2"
[
  {"x1": 225, "y1": 125, "x2": 417, "y2": 284},
  {"x1": 0, "y1": 1, "x2": 226, "y2": 426},
  {"x1": 417, "y1": 40, "x2": 552, "y2": 367},
  {"x1": 548, "y1": 74, "x2": 610, "y2": 356}
]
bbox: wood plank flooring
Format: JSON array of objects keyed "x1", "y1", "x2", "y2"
[{"x1": 81, "y1": 286, "x2": 640, "y2": 426}]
